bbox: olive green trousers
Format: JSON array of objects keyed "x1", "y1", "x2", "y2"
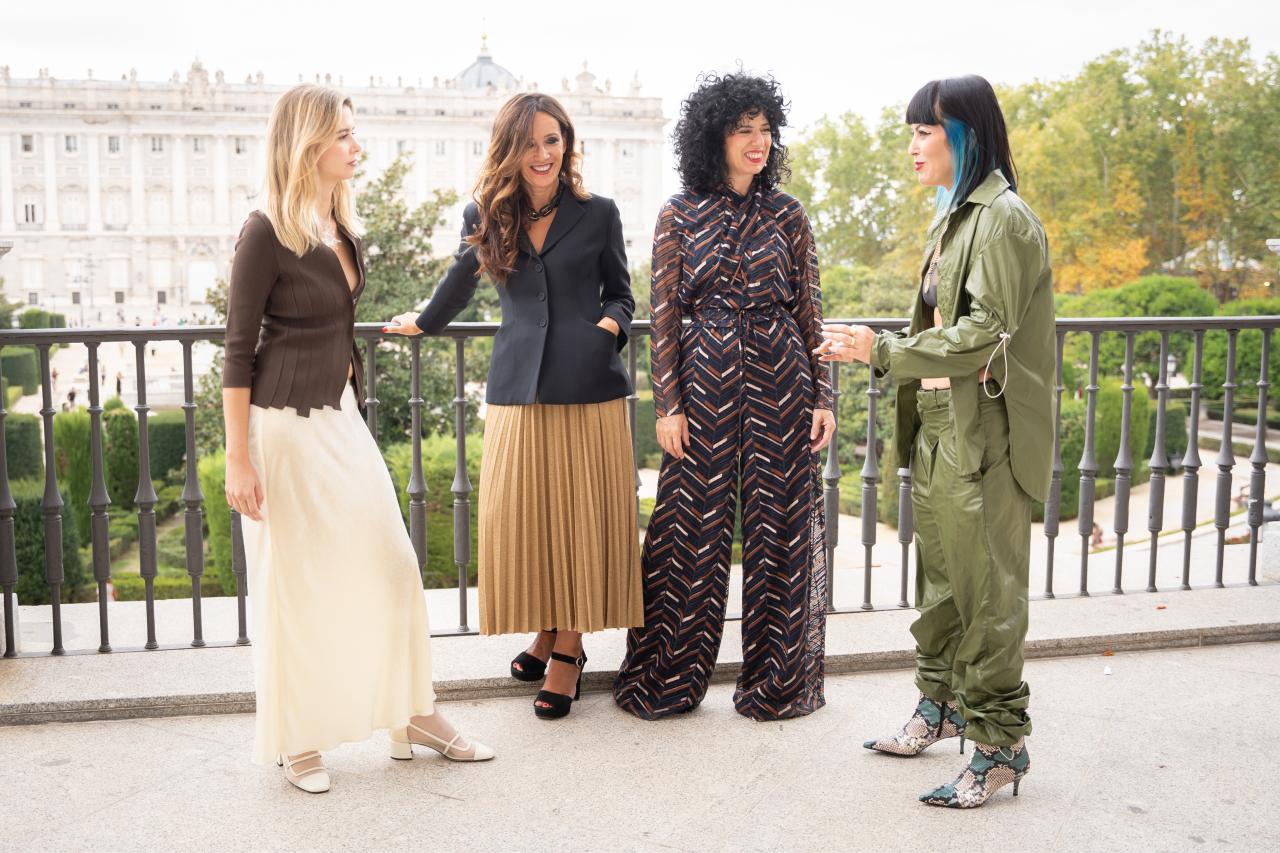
[{"x1": 910, "y1": 387, "x2": 1033, "y2": 747}]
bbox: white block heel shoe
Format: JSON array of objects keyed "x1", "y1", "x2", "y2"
[
  {"x1": 276, "y1": 751, "x2": 331, "y2": 793},
  {"x1": 390, "y1": 721, "x2": 494, "y2": 762}
]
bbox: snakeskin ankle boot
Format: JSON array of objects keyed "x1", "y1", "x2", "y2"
[
  {"x1": 919, "y1": 737, "x2": 1030, "y2": 808},
  {"x1": 863, "y1": 691, "x2": 967, "y2": 756}
]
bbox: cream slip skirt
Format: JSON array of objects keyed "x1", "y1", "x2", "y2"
[
  {"x1": 479, "y1": 398, "x2": 643, "y2": 636},
  {"x1": 242, "y1": 385, "x2": 435, "y2": 764}
]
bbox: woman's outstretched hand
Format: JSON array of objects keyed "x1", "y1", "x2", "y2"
[
  {"x1": 810, "y1": 408, "x2": 836, "y2": 453},
  {"x1": 384, "y1": 313, "x2": 423, "y2": 336},
  {"x1": 656, "y1": 413, "x2": 690, "y2": 460},
  {"x1": 815, "y1": 324, "x2": 874, "y2": 364}
]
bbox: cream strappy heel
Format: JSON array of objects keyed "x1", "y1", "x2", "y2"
[
  {"x1": 389, "y1": 720, "x2": 494, "y2": 762},
  {"x1": 276, "y1": 751, "x2": 331, "y2": 793}
]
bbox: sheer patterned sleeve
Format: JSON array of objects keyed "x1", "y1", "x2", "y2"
[
  {"x1": 787, "y1": 207, "x2": 834, "y2": 411},
  {"x1": 650, "y1": 202, "x2": 685, "y2": 418}
]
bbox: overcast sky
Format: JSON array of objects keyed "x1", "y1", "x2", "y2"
[{"x1": 6, "y1": 0, "x2": 1277, "y2": 193}]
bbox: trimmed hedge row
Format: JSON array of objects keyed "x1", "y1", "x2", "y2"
[
  {"x1": 5, "y1": 413, "x2": 43, "y2": 480},
  {"x1": 2, "y1": 346, "x2": 39, "y2": 395},
  {"x1": 148, "y1": 408, "x2": 188, "y2": 480},
  {"x1": 10, "y1": 479, "x2": 85, "y2": 605}
]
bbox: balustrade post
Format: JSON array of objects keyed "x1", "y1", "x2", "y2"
[
  {"x1": 37, "y1": 344, "x2": 64, "y2": 653},
  {"x1": 823, "y1": 361, "x2": 842, "y2": 610},
  {"x1": 1144, "y1": 332, "x2": 1171, "y2": 592},
  {"x1": 896, "y1": 467, "x2": 912, "y2": 609},
  {"x1": 1247, "y1": 330, "x2": 1271, "y2": 585},
  {"x1": 1076, "y1": 332, "x2": 1100, "y2": 596},
  {"x1": 133, "y1": 341, "x2": 160, "y2": 649},
  {"x1": 1213, "y1": 331, "x2": 1238, "y2": 587},
  {"x1": 860, "y1": 366, "x2": 879, "y2": 610},
  {"x1": 230, "y1": 509, "x2": 249, "y2": 644},
  {"x1": 407, "y1": 338, "x2": 428, "y2": 575},
  {"x1": 364, "y1": 338, "x2": 379, "y2": 440},
  {"x1": 1180, "y1": 331, "x2": 1205, "y2": 590},
  {"x1": 86, "y1": 342, "x2": 113, "y2": 651},
  {"x1": 1043, "y1": 331, "x2": 1066, "y2": 598},
  {"x1": 451, "y1": 338, "x2": 472, "y2": 633},
  {"x1": 180, "y1": 342, "x2": 206, "y2": 646},
  {"x1": 1112, "y1": 333, "x2": 1135, "y2": 594},
  {"x1": 0, "y1": 347, "x2": 17, "y2": 657}
]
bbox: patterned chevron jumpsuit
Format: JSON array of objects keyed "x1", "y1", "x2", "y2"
[{"x1": 613, "y1": 185, "x2": 833, "y2": 721}]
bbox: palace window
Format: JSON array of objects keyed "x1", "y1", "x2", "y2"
[
  {"x1": 621, "y1": 141, "x2": 636, "y2": 158},
  {"x1": 23, "y1": 260, "x2": 42, "y2": 289},
  {"x1": 396, "y1": 140, "x2": 411, "y2": 155},
  {"x1": 21, "y1": 135, "x2": 33, "y2": 153},
  {"x1": 108, "y1": 136, "x2": 121, "y2": 154},
  {"x1": 581, "y1": 102, "x2": 592, "y2": 115},
  {"x1": 63, "y1": 103, "x2": 76, "y2": 109},
  {"x1": 106, "y1": 193, "x2": 127, "y2": 224},
  {"x1": 65, "y1": 135, "x2": 79, "y2": 153},
  {"x1": 472, "y1": 110, "x2": 484, "y2": 117},
  {"x1": 191, "y1": 193, "x2": 212, "y2": 225},
  {"x1": 151, "y1": 259, "x2": 170, "y2": 292},
  {"x1": 434, "y1": 141, "x2": 447, "y2": 157},
  {"x1": 22, "y1": 194, "x2": 38, "y2": 223},
  {"x1": 115, "y1": 292, "x2": 125, "y2": 304},
  {"x1": 622, "y1": 111, "x2": 633, "y2": 117},
  {"x1": 110, "y1": 259, "x2": 128, "y2": 291},
  {"x1": 151, "y1": 137, "x2": 164, "y2": 153},
  {"x1": 72, "y1": 292, "x2": 81, "y2": 305},
  {"x1": 235, "y1": 137, "x2": 248, "y2": 155},
  {"x1": 107, "y1": 103, "x2": 119, "y2": 109},
  {"x1": 472, "y1": 141, "x2": 483, "y2": 156},
  {"x1": 356, "y1": 107, "x2": 367, "y2": 114},
  {"x1": 235, "y1": 106, "x2": 246, "y2": 112},
  {"x1": 63, "y1": 193, "x2": 86, "y2": 224},
  {"x1": 149, "y1": 192, "x2": 170, "y2": 225},
  {"x1": 28, "y1": 292, "x2": 40, "y2": 304},
  {"x1": 192, "y1": 137, "x2": 206, "y2": 154},
  {"x1": 434, "y1": 109, "x2": 446, "y2": 116},
  {"x1": 157, "y1": 291, "x2": 167, "y2": 305},
  {"x1": 19, "y1": 101, "x2": 32, "y2": 108},
  {"x1": 396, "y1": 109, "x2": 407, "y2": 115},
  {"x1": 150, "y1": 104, "x2": 162, "y2": 110}
]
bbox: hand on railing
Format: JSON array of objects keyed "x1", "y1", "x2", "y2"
[
  {"x1": 656, "y1": 413, "x2": 690, "y2": 460},
  {"x1": 816, "y1": 324, "x2": 874, "y2": 364},
  {"x1": 384, "y1": 313, "x2": 423, "y2": 336}
]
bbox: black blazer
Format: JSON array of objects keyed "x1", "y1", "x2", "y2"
[{"x1": 415, "y1": 193, "x2": 635, "y2": 405}]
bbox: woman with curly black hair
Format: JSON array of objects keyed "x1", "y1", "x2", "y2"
[{"x1": 613, "y1": 72, "x2": 835, "y2": 721}]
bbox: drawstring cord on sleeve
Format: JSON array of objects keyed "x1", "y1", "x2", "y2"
[{"x1": 983, "y1": 332, "x2": 1011, "y2": 399}]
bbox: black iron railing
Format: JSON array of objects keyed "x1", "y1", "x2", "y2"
[{"x1": 0, "y1": 315, "x2": 1275, "y2": 658}]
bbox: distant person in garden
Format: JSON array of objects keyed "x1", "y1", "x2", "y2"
[
  {"x1": 817, "y1": 75, "x2": 1055, "y2": 808},
  {"x1": 115, "y1": 371, "x2": 123, "y2": 395},
  {"x1": 223, "y1": 84, "x2": 493, "y2": 795},
  {"x1": 611, "y1": 71, "x2": 836, "y2": 722},
  {"x1": 385, "y1": 92, "x2": 642, "y2": 721}
]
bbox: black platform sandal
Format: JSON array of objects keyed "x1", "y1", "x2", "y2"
[
  {"x1": 510, "y1": 628, "x2": 556, "y2": 682},
  {"x1": 533, "y1": 650, "x2": 587, "y2": 719}
]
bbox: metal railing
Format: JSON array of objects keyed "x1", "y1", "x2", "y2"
[{"x1": 0, "y1": 315, "x2": 1276, "y2": 658}]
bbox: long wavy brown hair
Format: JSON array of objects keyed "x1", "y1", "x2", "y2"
[{"x1": 468, "y1": 94, "x2": 589, "y2": 283}]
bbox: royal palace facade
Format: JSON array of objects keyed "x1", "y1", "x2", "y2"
[{"x1": 0, "y1": 42, "x2": 667, "y2": 315}]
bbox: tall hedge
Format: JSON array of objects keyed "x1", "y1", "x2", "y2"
[
  {"x1": 1094, "y1": 379, "x2": 1151, "y2": 480},
  {"x1": 148, "y1": 409, "x2": 188, "y2": 481},
  {"x1": 383, "y1": 435, "x2": 481, "y2": 588},
  {"x1": 2, "y1": 346, "x2": 40, "y2": 395},
  {"x1": 11, "y1": 479, "x2": 85, "y2": 605},
  {"x1": 52, "y1": 409, "x2": 97, "y2": 545},
  {"x1": 5, "y1": 413, "x2": 43, "y2": 481},
  {"x1": 104, "y1": 408, "x2": 139, "y2": 512},
  {"x1": 1145, "y1": 401, "x2": 1189, "y2": 464},
  {"x1": 197, "y1": 450, "x2": 235, "y2": 596},
  {"x1": 20, "y1": 309, "x2": 49, "y2": 329}
]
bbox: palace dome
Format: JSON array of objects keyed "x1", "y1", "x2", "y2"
[{"x1": 458, "y1": 37, "x2": 518, "y2": 91}]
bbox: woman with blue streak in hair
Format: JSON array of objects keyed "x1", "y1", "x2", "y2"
[{"x1": 817, "y1": 76, "x2": 1056, "y2": 809}]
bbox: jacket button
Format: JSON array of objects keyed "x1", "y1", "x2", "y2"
[
  {"x1": 539, "y1": 318, "x2": 547, "y2": 327},
  {"x1": 538, "y1": 291, "x2": 546, "y2": 301},
  {"x1": 534, "y1": 263, "x2": 543, "y2": 273}
]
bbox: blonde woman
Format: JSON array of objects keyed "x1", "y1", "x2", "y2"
[{"x1": 223, "y1": 84, "x2": 493, "y2": 794}]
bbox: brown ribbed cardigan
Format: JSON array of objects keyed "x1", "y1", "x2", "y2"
[{"x1": 223, "y1": 210, "x2": 366, "y2": 417}]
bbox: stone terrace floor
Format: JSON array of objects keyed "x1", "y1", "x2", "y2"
[{"x1": 3, "y1": 641, "x2": 1278, "y2": 853}]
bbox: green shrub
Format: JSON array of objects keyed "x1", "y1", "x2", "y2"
[
  {"x1": 156, "y1": 524, "x2": 188, "y2": 571},
  {"x1": 198, "y1": 450, "x2": 235, "y2": 597},
  {"x1": 104, "y1": 395, "x2": 127, "y2": 412},
  {"x1": 112, "y1": 573, "x2": 224, "y2": 601},
  {"x1": 383, "y1": 435, "x2": 482, "y2": 588},
  {"x1": 1094, "y1": 379, "x2": 1151, "y2": 480},
  {"x1": 2, "y1": 346, "x2": 40, "y2": 395},
  {"x1": 1145, "y1": 401, "x2": 1189, "y2": 464},
  {"x1": 147, "y1": 409, "x2": 188, "y2": 481},
  {"x1": 5, "y1": 413, "x2": 43, "y2": 480},
  {"x1": 156, "y1": 483, "x2": 184, "y2": 521},
  {"x1": 11, "y1": 479, "x2": 85, "y2": 605},
  {"x1": 49, "y1": 313, "x2": 66, "y2": 329},
  {"x1": 52, "y1": 409, "x2": 97, "y2": 545},
  {"x1": 634, "y1": 390, "x2": 661, "y2": 469},
  {"x1": 103, "y1": 409, "x2": 139, "y2": 512},
  {"x1": 20, "y1": 309, "x2": 49, "y2": 330}
]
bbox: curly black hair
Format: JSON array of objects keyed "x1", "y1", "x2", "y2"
[{"x1": 673, "y1": 71, "x2": 791, "y2": 194}]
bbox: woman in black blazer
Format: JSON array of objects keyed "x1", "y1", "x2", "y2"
[{"x1": 387, "y1": 93, "x2": 642, "y2": 720}]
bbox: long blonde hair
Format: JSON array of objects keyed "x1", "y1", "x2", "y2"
[{"x1": 259, "y1": 84, "x2": 364, "y2": 257}]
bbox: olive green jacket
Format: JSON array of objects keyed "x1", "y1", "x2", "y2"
[{"x1": 870, "y1": 170, "x2": 1056, "y2": 502}]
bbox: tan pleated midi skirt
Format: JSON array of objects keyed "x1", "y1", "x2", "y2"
[
  {"x1": 479, "y1": 398, "x2": 643, "y2": 635},
  {"x1": 242, "y1": 385, "x2": 435, "y2": 765}
]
